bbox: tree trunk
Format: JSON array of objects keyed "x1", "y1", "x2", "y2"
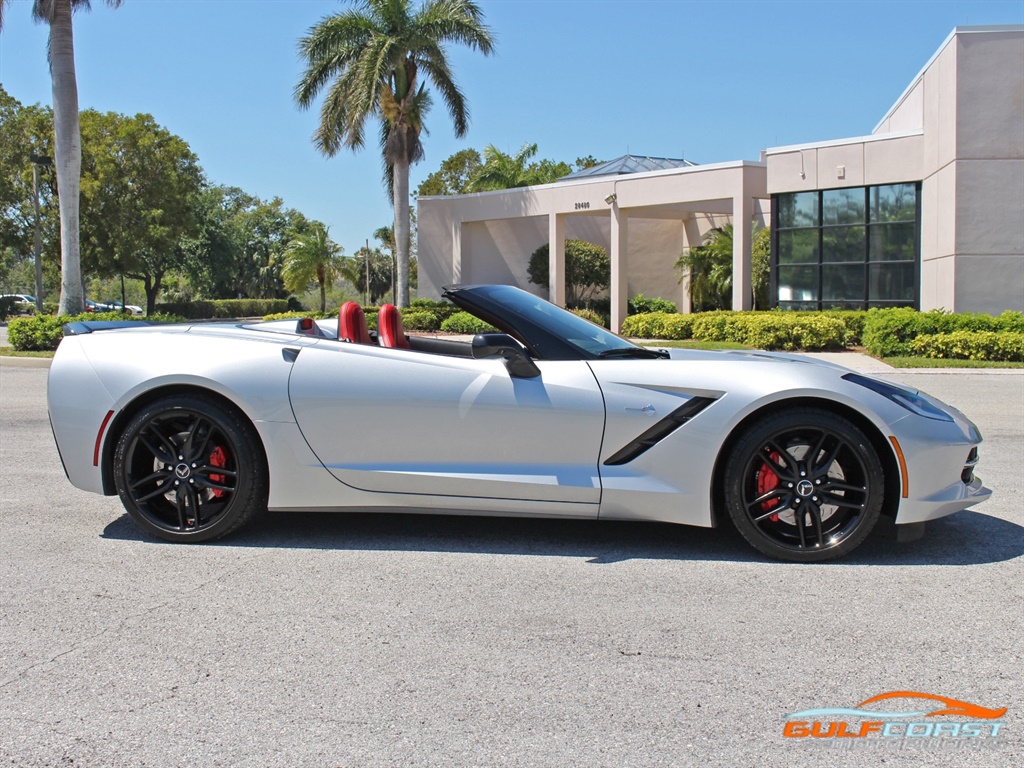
[
  {"x1": 49, "y1": 0, "x2": 85, "y2": 315},
  {"x1": 393, "y1": 157, "x2": 411, "y2": 308}
]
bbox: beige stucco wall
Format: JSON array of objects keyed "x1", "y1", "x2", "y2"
[
  {"x1": 767, "y1": 26, "x2": 1024, "y2": 313},
  {"x1": 418, "y1": 161, "x2": 769, "y2": 320}
]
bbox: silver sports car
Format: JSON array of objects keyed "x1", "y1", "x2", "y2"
[{"x1": 47, "y1": 284, "x2": 991, "y2": 562}]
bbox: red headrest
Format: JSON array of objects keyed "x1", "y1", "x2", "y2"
[
  {"x1": 378, "y1": 304, "x2": 410, "y2": 349},
  {"x1": 339, "y1": 302, "x2": 371, "y2": 344}
]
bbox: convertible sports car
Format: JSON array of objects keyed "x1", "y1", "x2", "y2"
[{"x1": 47, "y1": 284, "x2": 991, "y2": 562}]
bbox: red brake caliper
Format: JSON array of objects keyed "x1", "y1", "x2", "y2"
[
  {"x1": 756, "y1": 451, "x2": 782, "y2": 521},
  {"x1": 209, "y1": 446, "x2": 227, "y2": 498}
]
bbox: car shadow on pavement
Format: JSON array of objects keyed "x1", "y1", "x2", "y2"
[{"x1": 101, "y1": 507, "x2": 1024, "y2": 566}]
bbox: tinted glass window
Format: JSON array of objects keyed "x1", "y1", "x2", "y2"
[
  {"x1": 777, "y1": 192, "x2": 818, "y2": 228},
  {"x1": 870, "y1": 184, "x2": 916, "y2": 222},
  {"x1": 822, "y1": 188, "x2": 865, "y2": 226},
  {"x1": 778, "y1": 229, "x2": 818, "y2": 264},
  {"x1": 822, "y1": 226, "x2": 865, "y2": 263}
]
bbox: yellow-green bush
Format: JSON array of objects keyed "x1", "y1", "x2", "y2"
[
  {"x1": 8, "y1": 312, "x2": 185, "y2": 351},
  {"x1": 909, "y1": 331, "x2": 1024, "y2": 361}
]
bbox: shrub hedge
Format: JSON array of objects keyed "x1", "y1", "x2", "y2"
[
  {"x1": 8, "y1": 311, "x2": 186, "y2": 352},
  {"x1": 909, "y1": 331, "x2": 1024, "y2": 361},
  {"x1": 155, "y1": 298, "x2": 289, "y2": 319},
  {"x1": 622, "y1": 307, "x2": 1023, "y2": 356},
  {"x1": 440, "y1": 311, "x2": 497, "y2": 334},
  {"x1": 861, "y1": 308, "x2": 1024, "y2": 356},
  {"x1": 570, "y1": 308, "x2": 605, "y2": 325}
]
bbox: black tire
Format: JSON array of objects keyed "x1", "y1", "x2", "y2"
[
  {"x1": 723, "y1": 407, "x2": 884, "y2": 562},
  {"x1": 113, "y1": 394, "x2": 268, "y2": 542}
]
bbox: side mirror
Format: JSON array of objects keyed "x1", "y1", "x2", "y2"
[{"x1": 472, "y1": 333, "x2": 541, "y2": 379}]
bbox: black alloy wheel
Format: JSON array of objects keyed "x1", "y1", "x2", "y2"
[
  {"x1": 113, "y1": 394, "x2": 267, "y2": 542},
  {"x1": 723, "y1": 407, "x2": 884, "y2": 562}
]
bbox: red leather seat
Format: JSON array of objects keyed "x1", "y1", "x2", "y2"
[
  {"x1": 378, "y1": 304, "x2": 410, "y2": 349},
  {"x1": 339, "y1": 302, "x2": 372, "y2": 344}
]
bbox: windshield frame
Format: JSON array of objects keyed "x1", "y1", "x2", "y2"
[{"x1": 443, "y1": 284, "x2": 656, "y2": 361}]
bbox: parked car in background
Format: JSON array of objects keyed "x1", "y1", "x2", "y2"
[
  {"x1": 0, "y1": 294, "x2": 37, "y2": 316},
  {"x1": 85, "y1": 299, "x2": 112, "y2": 313},
  {"x1": 105, "y1": 301, "x2": 144, "y2": 316}
]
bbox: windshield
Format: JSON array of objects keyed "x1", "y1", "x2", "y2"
[{"x1": 445, "y1": 284, "x2": 657, "y2": 360}]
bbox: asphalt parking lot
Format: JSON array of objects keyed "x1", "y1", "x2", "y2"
[{"x1": 1, "y1": 359, "x2": 1021, "y2": 768}]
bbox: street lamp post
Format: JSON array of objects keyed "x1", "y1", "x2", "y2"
[{"x1": 29, "y1": 154, "x2": 52, "y2": 313}]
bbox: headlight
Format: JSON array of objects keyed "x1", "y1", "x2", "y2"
[{"x1": 842, "y1": 373, "x2": 954, "y2": 422}]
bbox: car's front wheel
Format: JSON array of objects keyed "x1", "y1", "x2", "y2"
[
  {"x1": 113, "y1": 394, "x2": 268, "y2": 542},
  {"x1": 723, "y1": 407, "x2": 884, "y2": 562}
]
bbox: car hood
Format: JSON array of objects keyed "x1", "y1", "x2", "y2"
[{"x1": 660, "y1": 346, "x2": 853, "y2": 372}]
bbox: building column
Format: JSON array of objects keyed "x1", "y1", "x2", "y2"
[
  {"x1": 451, "y1": 219, "x2": 462, "y2": 284},
  {"x1": 610, "y1": 205, "x2": 629, "y2": 332},
  {"x1": 732, "y1": 192, "x2": 753, "y2": 311},
  {"x1": 548, "y1": 213, "x2": 566, "y2": 306}
]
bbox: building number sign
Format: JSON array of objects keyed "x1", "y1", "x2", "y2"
[{"x1": 574, "y1": 202, "x2": 590, "y2": 210}]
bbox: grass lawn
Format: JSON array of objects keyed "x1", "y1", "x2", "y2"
[
  {"x1": 0, "y1": 346, "x2": 54, "y2": 358},
  {"x1": 881, "y1": 356, "x2": 1024, "y2": 369}
]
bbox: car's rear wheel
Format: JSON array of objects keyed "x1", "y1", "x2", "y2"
[
  {"x1": 723, "y1": 407, "x2": 884, "y2": 562},
  {"x1": 113, "y1": 394, "x2": 267, "y2": 542}
]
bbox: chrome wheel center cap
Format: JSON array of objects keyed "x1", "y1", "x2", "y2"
[
  {"x1": 175, "y1": 463, "x2": 191, "y2": 480},
  {"x1": 796, "y1": 479, "x2": 814, "y2": 497}
]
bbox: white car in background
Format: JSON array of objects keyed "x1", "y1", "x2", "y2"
[{"x1": 105, "y1": 301, "x2": 145, "y2": 316}]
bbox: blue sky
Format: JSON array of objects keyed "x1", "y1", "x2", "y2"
[{"x1": 1, "y1": 0, "x2": 1022, "y2": 257}]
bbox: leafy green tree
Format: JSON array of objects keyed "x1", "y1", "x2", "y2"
[
  {"x1": 467, "y1": 143, "x2": 558, "y2": 191},
  {"x1": 344, "y1": 246, "x2": 393, "y2": 305},
  {"x1": 675, "y1": 224, "x2": 735, "y2": 311},
  {"x1": 78, "y1": 110, "x2": 203, "y2": 314},
  {"x1": 675, "y1": 223, "x2": 772, "y2": 311},
  {"x1": 181, "y1": 186, "x2": 307, "y2": 302},
  {"x1": 528, "y1": 240, "x2": 610, "y2": 307},
  {"x1": 752, "y1": 226, "x2": 771, "y2": 310},
  {"x1": 281, "y1": 221, "x2": 346, "y2": 313},
  {"x1": 416, "y1": 148, "x2": 482, "y2": 196},
  {"x1": 295, "y1": 0, "x2": 495, "y2": 308},
  {"x1": 0, "y1": 87, "x2": 58, "y2": 295},
  {"x1": 0, "y1": 0, "x2": 125, "y2": 315}
]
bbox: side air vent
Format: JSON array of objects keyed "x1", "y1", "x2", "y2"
[{"x1": 604, "y1": 396, "x2": 717, "y2": 466}]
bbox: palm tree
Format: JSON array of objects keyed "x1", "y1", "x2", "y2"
[
  {"x1": 467, "y1": 143, "x2": 544, "y2": 192},
  {"x1": 373, "y1": 223, "x2": 396, "y2": 299},
  {"x1": 675, "y1": 224, "x2": 735, "y2": 311},
  {"x1": 295, "y1": 0, "x2": 495, "y2": 308},
  {"x1": 0, "y1": 0, "x2": 123, "y2": 315},
  {"x1": 281, "y1": 222, "x2": 346, "y2": 313}
]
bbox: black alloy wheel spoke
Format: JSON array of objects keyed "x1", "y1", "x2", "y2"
[
  {"x1": 821, "y1": 492, "x2": 866, "y2": 511},
  {"x1": 805, "y1": 502, "x2": 825, "y2": 548},
  {"x1": 194, "y1": 465, "x2": 238, "y2": 479},
  {"x1": 138, "y1": 432, "x2": 174, "y2": 466},
  {"x1": 184, "y1": 484, "x2": 202, "y2": 527},
  {"x1": 184, "y1": 417, "x2": 214, "y2": 464},
  {"x1": 193, "y1": 476, "x2": 234, "y2": 494},
  {"x1": 174, "y1": 486, "x2": 188, "y2": 529},
  {"x1": 808, "y1": 431, "x2": 830, "y2": 469},
  {"x1": 748, "y1": 489, "x2": 792, "y2": 519},
  {"x1": 815, "y1": 442, "x2": 842, "y2": 477},
  {"x1": 823, "y1": 479, "x2": 866, "y2": 494},
  {"x1": 135, "y1": 481, "x2": 172, "y2": 503},
  {"x1": 129, "y1": 469, "x2": 168, "y2": 491},
  {"x1": 762, "y1": 442, "x2": 798, "y2": 481},
  {"x1": 794, "y1": 506, "x2": 808, "y2": 548}
]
